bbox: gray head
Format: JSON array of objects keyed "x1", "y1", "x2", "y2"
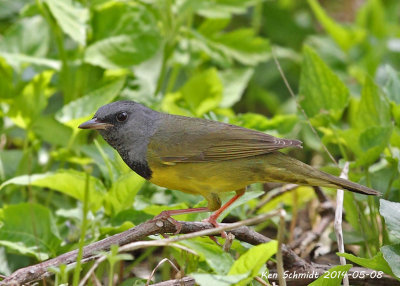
[{"x1": 78, "y1": 100, "x2": 160, "y2": 152}]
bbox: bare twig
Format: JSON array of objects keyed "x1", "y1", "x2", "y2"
[
  {"x1": 1, "y1": 211, "x2": 281, "y2": 285},
  {"x1": 254, "y1": 276, "x2": 270, "y2": 286},
  {"x1": 335, "y1": 162, "x2": 350, "y2": 286},
  {"x1": 146, "y1": 258, "x2": 180, "y2": 286},
  {"x1": 276, "y1": 209, "x2": 287, "y2": 286},
  {"x1": 151, "y1": 276, "x2": 195, "y2": 286}
]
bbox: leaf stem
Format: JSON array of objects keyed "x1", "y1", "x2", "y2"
[{"x1": 72, "y1": 168, "x2": 91, "y2": 286}]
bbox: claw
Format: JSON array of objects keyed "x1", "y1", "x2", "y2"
[{"x1": 151, "y1": 211, "x2": 183, "y2": 235}]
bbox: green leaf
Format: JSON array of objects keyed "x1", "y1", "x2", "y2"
[
  {"x1": 104, "y1": 172, "x2": 145, "y2": 215},
  {"x1": 299, "y1": 45, "x2": 349, "y2": 125},
  {"x1": 0, "y1": 52, "x2": 61, "y2": 71},
  {"x1": 309, "y1": 264, "x2": 352, "y2": 286},
  {"x1": 196, "y1": 0, "x2": 259, "y2": 18},
  {"x1": 7, "y1": 70, "x2": 54, "y2": 128},
  {"x1": 111, "y1": 209, "x2": 152, "y2": 226},
  {"x1": 381, "y1": 244, "x2": 400, "y2": 278},
  {"x1": 181, "y1": 239, "x2": 234, "y2": 274},
  {"x1": 56, "y1": 77, "x2": 125, "y2": 127},
  {"x1": 85, "y1": 33, "x2": 161, "y2": 69},
  {"x1": 163, "y1": 68, "x2": 223, "y2": 116},
  {"x1": 207, "y1": 29, "x2": 270, "y2": 65},
  {"x1": 143, "y1": 203, "x2": 190, "y2": 221},
  {"x1": 218, "y1": 190, "x2": 264, "y2": 222},
  {"x1": 0, "y1": 150, "x2": 23, "y2": 181},
  {"x1": 308, "y1": 0, "x2": 365, "y2": 51},
  {"x1": 219, "y1": 68, "x2": 254, "y2": 108},
  {"x1": 232, "y1": 113, "x2": 298, "y2": 134},
  {"x1": 91, "y1": 2, "x2": 158, "y2": 41},
  {"x1": 228, "y1": 241, "x2": 277, "y2": 285},
  {"x1": 190, "y1": 273, "x2": 249, "y2": 286},
  {"x1": 337, "y1": 252, "x2": 394, "y2": 276},
  {"x1": 0, "y1": 57, "x2": 14, "y2": 99},
  {"x1": 0, "y1": 203, "x2": 61, "y2": 260},
  {"x1": 0, "y1": 170, "x2": 107, "y2": 211},
  {"x1": 356, "y1": 0, "x2": 387, "y2": 38},
  {"x1": 0, "y1": 0, "x2": 29, "y2": 19},
  {"x1": 32, "y1": 116, "x2": 74, "y2": 147},
  {"x1": 44, "y1": 0, "x2": 88, "y2": 45},
  {"x1": 0, "y1": 16, "x2": 49, "y2": 57},
  {"x1": 352, "y1": 77, "x2": 391, "y2": 130},
  {"x1": 380, "y1": 199, "x2": 400, "y2": 240}
]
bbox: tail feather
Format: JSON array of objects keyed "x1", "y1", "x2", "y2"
[
  {"x1": 317, "y1": 171, "x2": 381, "y2": 196},
  {"x1": 265, "y1": 152, "x2": 381, "y2": 196}
]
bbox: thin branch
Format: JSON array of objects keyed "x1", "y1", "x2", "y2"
[
  {"x1": 1, "y1": 211, "x2": 281, "y2": 285},
  {"x1": 151, "y1": 277, "x2": 195, "y2": 286},
  {"x1": 1, "y1": 211, "x2": 397, "y2": 286},
  {"x1": 146, "y1": 258, "x2": 180, "y2": 286},
  {"x1": 276, "y1": 209, "x2": 287, "y2": 286},
  {"x1": 335, "y1": 162, "x2": 350, "y2": 286}
]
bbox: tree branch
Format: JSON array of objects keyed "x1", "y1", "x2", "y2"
[{"x1": 1, "y1": 214, "x2": 398, "y2": 286}]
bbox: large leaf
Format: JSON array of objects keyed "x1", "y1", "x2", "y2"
[
  {"x1": 308, "y1": 0, "x2": 365, "y2": 51},
  {"x1": 162, "y1": 68, "x2": 223, "y2": 116},
  {"x1": 0, "y1": 0, "x2": 29, "y2": 19},
  {"x1": 91, "y1": 2, "x2": 158, "y2": 41},
  {"x1": 299, "y1": 45, "x2": 349, "y2": 125},
  {"x1": 337, "y1": 251, "x2": 394, "y2": 277},
  {"x1": 352, "y1": 77, "x2": 391, "y2": 130},
  {"x1": 196, "y1": 0, "x2": 259, "y2": 18},
  {"x1": 181, "y1": 239, "x2": 234, "y2": 275},
  {"x1": 0, "y1": 16, "x2": 50, "y2": 57},
  {"x1": 0, "y1": 170, "x2": 107, "y2": 211},
  {"x1": 0, "y1": 57, "x2": 14, "y2": 99},
  {"x1": 56, "y1": 77, "x2": 125, "y2": 127},
  {"x1": 380, "y1": 199, "x2": 400, "y2": 240},
  {"x1": 190, "y1": 273, "x2": 249, "y2": 286},
  {"x1": 104, "y1": 172, "x2": 145, "y2": 215},
  {"x1": 219, "y1": 68, "x2": 254, "y2": 108},
  {"x1": 0, "y1": 203, "x2": 61, "y2": 260},
  {"x1": 381, "y1": 244, "x2": 400, "y2": 278},
  {"x1": 44, "y1": 0, "x2": 88, "y2": 45},
  {"x1": 205, "y1": 29, "x2": 270, "y2": 65},
  {"x1": 228, "y1": 241, "x2": 277, "y2": 286},
  {"x1": 0, "y1": 52, "x2": 61, "y2": 71},
  {"x1": 7, "y1": 70, "x2": 54, "y2": 128},
  {"x1": 85, "y1": 33, "x2": 161, "y2": 69}
]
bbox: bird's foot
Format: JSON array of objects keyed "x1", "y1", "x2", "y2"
[
  {"x1": 151, "y1": 211, "x2": 182, "y2": 235},
  {"x1": 202, "y1": 216, "x2": 228, "y2": 239}
]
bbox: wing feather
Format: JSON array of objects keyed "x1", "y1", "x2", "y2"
[{"x1": 150, "y1": 115, "x2": 302, "y2": 164}]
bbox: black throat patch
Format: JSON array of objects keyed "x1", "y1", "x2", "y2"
[{"x1": 128, "y1": 160, "x2": 153, "y2": 180}]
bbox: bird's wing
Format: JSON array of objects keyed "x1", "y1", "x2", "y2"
[{"x1": 150, "y1": 116, "x2": 302, "y2": 163}]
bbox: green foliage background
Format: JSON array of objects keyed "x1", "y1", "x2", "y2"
[{"x1": 1, "y1": 0, "x2": 400, "y2": 284}]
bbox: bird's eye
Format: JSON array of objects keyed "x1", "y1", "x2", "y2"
[{"x1": 116, "y1": 112, "x2": 128, "y2": 122}]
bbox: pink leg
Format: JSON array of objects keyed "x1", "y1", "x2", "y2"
[
  {"x1": 204, "y1": 192, "x2": 245, "y2": 239},
  {"x1": 152, "y1": 207, "x2": 210, "y2": 234}
]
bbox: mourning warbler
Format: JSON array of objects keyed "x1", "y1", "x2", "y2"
[{"x1": 78, "y1": 101, "x2": 380, "y2": 229}]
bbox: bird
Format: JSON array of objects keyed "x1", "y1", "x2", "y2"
[{"x1": 78, "y1": 100, "x2": 380, "y2": 235}]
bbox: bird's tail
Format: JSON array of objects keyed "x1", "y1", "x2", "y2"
[{"x1": 264, "y1": 152, "x2": 381, "y2": 196}]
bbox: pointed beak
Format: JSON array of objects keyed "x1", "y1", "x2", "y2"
[{"x1": 78, "y1": 118, "x2": 113, "y2": 130}]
